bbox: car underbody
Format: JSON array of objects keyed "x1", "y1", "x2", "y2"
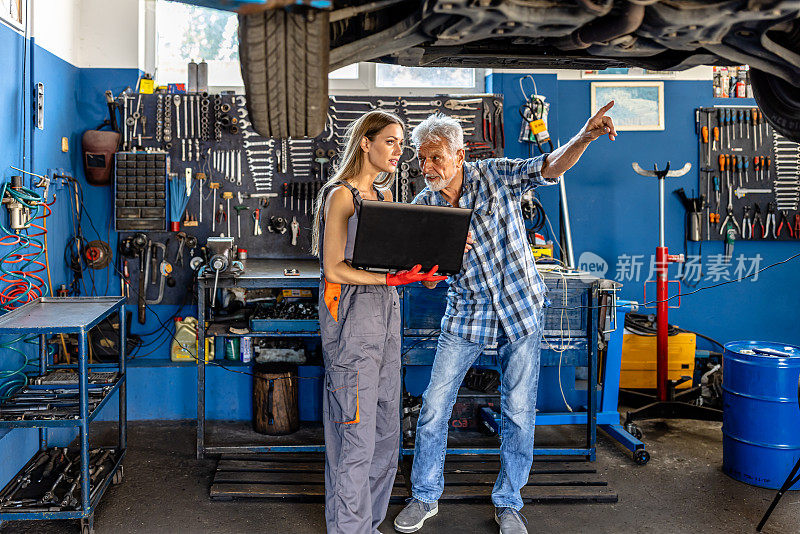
[{"x1": 192, "y1": 0, "x2": 800, "y2": 139}]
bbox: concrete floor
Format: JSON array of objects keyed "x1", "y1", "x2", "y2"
[{"x1": 1, "y1": 418, "x2": 796, "y2": 534}]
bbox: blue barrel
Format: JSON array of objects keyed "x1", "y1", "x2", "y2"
[{"x1": 723, "y1": 341, "x2": 800, "y2": 489}]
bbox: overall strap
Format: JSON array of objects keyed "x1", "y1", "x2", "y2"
[
  {"x1": 318, "y1": 181, "x2": 361, "y2": 272},
  {"x1": 337, "y1": 181, "x2": 363, "y2": 215}
]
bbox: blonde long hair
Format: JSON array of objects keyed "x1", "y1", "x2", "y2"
[{"x1": 310, "y1": 110, "x2": 404, "y2": 256}]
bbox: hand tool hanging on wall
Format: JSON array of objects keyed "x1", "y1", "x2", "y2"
[
  {"x1": 673, "y1": 188, "x2": 705, "y2": 242},
  {"x1": 518, "y1": 75, "x2": 553, "y2": 155},
  {"x1": 128, "y1": 233, "x2": 149, "y2": 324}
]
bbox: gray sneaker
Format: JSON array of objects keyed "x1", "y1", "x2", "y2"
[
  {"x1": 394, "y1": 498, "x2": 438, "y2": 533},
  {"x1": 495, "y1": 507, "x2": 528, "y2": 534}
]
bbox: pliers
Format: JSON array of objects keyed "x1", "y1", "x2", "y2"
[
  {"x1": 493, "y1": 100, "x2": 504, "y2": 149},
  {"x1": 752, "y1": 203, "x2": 765, "y2": 239},
  {"x1": 741, "y1": 205, "x2": 753, "y2": 239},
  {"x1": 764, "y1": 202, "x2": 777, "y2": 239},
  {"x1": 777, "y1": 210, "x2": 794, "y2": 238},
  {"x1": 720, "y1": 207, "x2": 741, "y2": 236},
  {"x1": 482, "y1": 101, "x2": 493, "y2": 145}
]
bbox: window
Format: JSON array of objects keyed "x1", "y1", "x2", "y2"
[
  {"x1": 329, "y1": 63, "x2": 485, "y2": 96},
  {"x1": 375, "y1": 64, "x2": 475, "y2": 88},
  {"x1": 329, "y1": 64, "x2": 359, "y2": 80},
  {"x1": 155, "y1": 1, "x2": 241, "y2": 89}
]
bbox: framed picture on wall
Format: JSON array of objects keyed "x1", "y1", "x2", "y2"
[{"x1": 590, "y1": 81, "x2": 665, "y2": 131}]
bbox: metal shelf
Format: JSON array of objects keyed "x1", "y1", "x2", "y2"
[
  {"x1": 0, "y1": 297, "x2": 127, "y2": 533},
  {"x1": 0, "y1": 378, "x2": 125, "y2": 429},
  {"x1": 0, "y1": 447, "x2": 126, "y2": 520},
  {"x1": 0, "y1": 297, "x2": 125, "y2": 335}
]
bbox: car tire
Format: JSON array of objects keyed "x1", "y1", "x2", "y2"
[
  {"x1": 238, "y1": 8, "x2": 329, "y2": 139},
  {"x1": 750, "y1": 69, "x2": 800, "y2": 143}
]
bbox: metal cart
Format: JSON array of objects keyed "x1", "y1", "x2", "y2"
[{"x1": 0, "y1": 297, "x2": 127, "y2": 534}]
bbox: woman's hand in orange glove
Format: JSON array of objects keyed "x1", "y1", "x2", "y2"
[{"x1": 386, "y1": 264, "x2": 448, "y2": 286}]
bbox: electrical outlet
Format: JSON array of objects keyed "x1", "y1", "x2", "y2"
[{"x1": 61, "y1": 137, "x2": 68, "y2": 152}]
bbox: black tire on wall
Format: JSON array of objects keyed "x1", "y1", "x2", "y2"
[
  {"x1": 238, "y1": 8, "x2": 329, "y2": 139},
  {"x1": 750, "y1": 69, "x2": 800, "y2": 144}
]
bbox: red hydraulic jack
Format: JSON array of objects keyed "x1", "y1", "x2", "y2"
[{"x1": 622, "y1": 162, "x2": 722, "y2": 439}]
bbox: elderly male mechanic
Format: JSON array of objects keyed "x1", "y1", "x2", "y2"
[{"x1": 394, "y1": 102, "x2": 617, "y2": 534}]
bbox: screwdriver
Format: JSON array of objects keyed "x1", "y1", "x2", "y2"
[
  {"x1": 283, "y1": 182, "x2": 288, "y2": 208},
  {"x1": 736, "y1": 155, "x2": 742, "y2": 186},
  {"x1": 726, "y1": 154, "x2": 732, "y2": 186},
  {"x1": 738, "y1": 109, "x2": 744, "y2": 138},
  {"x1": 743, "y1": 156, "x2": 749, "y2": 183},
  {"x1": 717, "y1": 109, "x2": 724, "y2": 149},
  {"x1": 765, "y1": 156, "x2": 771, "y2": 181},
  {"x1": 718, "y1": 154, "x2": 727, "y2": 194},
  {"x1": 745, "y1": 110, "x2": 750, "y2": 139},
  {"x1": 701, "y1": 125, "x2": 709, "y2": 164},
  {"x1": 713, "y1": 175, "x2": 720, "y2": 205},
  {"x1": 725, "y1": 109, "x2": 733, "y2": 147},
  {"x1": 713, "y1": 126, "x2": 719, "y2": 151},
  {"x1": 759, "y1": 156, "x2": 765, "y2": 181},
  {"x1": 758, "y1": 109, "x2": 764, "y2": 145},
  {"x1": 751, "y1": 108, "x2": 758, "y2": 146},
  {"x1": 723, "y1": 109, "x2": 730, "y2": 146},
  {"x1": 753, "y1": 156, "x2": 760, "y2": 182}
]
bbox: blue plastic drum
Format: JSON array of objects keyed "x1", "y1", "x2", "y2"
[{"x1": 723, "y1": 341, "x2": 800, "y2": 489}]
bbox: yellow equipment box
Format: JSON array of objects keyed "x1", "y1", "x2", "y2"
[{"x1": 620, "y1": 332, "x2": 696, "y2": 389}]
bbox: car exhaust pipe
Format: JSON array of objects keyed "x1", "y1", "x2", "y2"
[{"x1": 561, "y1": 1, "x2": 645, "y2": 50}]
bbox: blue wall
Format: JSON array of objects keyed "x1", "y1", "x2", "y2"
[{"x1": 0, "y1": 24, "x2": 83, "y2": 491}]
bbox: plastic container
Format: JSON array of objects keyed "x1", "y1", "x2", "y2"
[
  {"x1": 171, "y1": 316, "x2": 214, "y2": 362},
  {"x1": 241, "y1": 336, "x2": 253, "y2": 364},
  {"x1": 723, "y1": 341, "x2": 800, "y2": 489},
  {"x1": 224, "y1": 337, "x2": 240, "y2": 361},
  {"x1": 620, "y1": 332, "x2": 696, "y2": 389}
]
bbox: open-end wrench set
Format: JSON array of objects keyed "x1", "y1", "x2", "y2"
[
  {"x1": 323, "y1": 95, "x2": 503, "y2": 203},
  {"x1": 0, "y1": 447, "x2": 120, "y2": 512},
  {"x1": 111, "y1": 92, "x2": 502, "y2": 306},
  {"x1": 696, "y1": 106, "x2": 800, "y2": 241}
]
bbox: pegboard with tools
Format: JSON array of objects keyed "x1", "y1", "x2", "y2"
[
  {"x1": 112, "y1": 92, "x2": 503, "y2": 307},
  {"x1": 696, "y1": 106, "x2": 800, "y2": 241}
]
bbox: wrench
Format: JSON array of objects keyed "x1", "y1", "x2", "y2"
[
  {"x1": 241, "y1": 129, "x2": 262, "y2": 138},
  {"x1": 238, "y1": 118, "x2": 252, "y2": 130},
  {"x1": 173, "y1": 95, "x2": 181, "y2": 138},
  {"x1": 237, "y1": 107, "x2": 249, "y2": 119},
  {"x1": 329, "y1": 96, "x2": 376, "y2": 107},
  {"x1": 243, "y1": 139, "x2": 275, "y2": 148},
  {"x1": 401, "y1": 99, "x2": 442, "y2": 107},
  {"x1": 246, "y1": 149, "x2": 272, "y2": 156}
]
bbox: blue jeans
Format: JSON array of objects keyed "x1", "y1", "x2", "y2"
[{"x1": 410, "y1": 325, "x2": 543, "y2": 511}]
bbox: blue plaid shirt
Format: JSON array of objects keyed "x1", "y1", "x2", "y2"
[{"x1": 412, "y1": 156, "x2": 559, "y2": 344}]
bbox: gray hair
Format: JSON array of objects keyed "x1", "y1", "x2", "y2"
[{"x1": 411, "y1": 113, "x2": 464, "y2": 153}]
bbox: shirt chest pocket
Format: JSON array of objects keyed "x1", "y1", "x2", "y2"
[{"x1": 472, "y1": 198, "x2": 496, "y2": 223}]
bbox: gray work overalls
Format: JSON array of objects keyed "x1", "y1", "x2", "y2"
[{"x1": 318, "y1": 182, "x2": 401, "y2": 534}]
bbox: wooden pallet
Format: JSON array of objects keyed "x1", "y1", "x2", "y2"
[{"x1": 210, "y1": 454, "x2": 617, "y2": 504}]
